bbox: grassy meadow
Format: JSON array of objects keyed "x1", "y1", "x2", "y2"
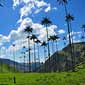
[{"x1": 0, "y1": 69, "x2": 85, "y2": 85}]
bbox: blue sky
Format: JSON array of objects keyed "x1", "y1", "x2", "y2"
[{"x1": 0, "y1": 0, "x2": 84, "y2": 62}]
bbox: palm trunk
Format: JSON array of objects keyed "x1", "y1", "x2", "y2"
[
  {"x1": 64, "y1": 3, "x2": 75, "y2": 71},
  {"x1": 46, "y1": 25, "x2": 50, "y2": 71},
  {"x1": 33, "y1": 40, "x2": 36, "y2": 72},
  {"x1": 44, "y1": 46, "x2": 46, "y2": 71},
  {"x1": 28, "y1": 38, "x2": 31, "y2": 72},
  {"x1": 13, "y1": 47, "x2": 16, "y2": 73},
  {"x1": 37, "y1": 44, "x2": 40, "y2": 68},
  {"x1": 55, "y1": 40, "x2": 59, "y2": 71},
  {"x1": 24, "y1": 55, "x2": 25, "y2": 73},
  {"x1": 52, "y1": 41, "x2": 54, "y2": 54},
  {"x1": 69, "y1": 22, "x2": 75, "y2": 69}
]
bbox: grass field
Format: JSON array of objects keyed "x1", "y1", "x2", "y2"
[{"x1": 0, "y1": 69, "x2": 85, "y2": 85}]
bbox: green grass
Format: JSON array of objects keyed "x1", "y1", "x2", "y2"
[
  {"x1": 0, "y1": 63, "x2": 19, "y2": 73},
  {"x1": 0, "y1": 69, "x2": 85, "y2": 85}
]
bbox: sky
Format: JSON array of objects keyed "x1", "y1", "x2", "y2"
[{"x1": 0, "y1": 0, "x2": 85, "y2": 62}]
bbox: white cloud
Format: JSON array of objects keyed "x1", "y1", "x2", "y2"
[
  {"x1": 58, "y1": 29, "x2": 65, "y2": 34},
  {"x1": 13, "y1": 0, "x2": 20, "y2": 8},
  {"x1": 45, "y1": 4, "x2": 51, "y2": 12},
  {"x1": 0, "y1": 34, "x2": 9, "y2": 46},
  {"x1": 13, "y1": 0, "x2": 52, "y2": 21}
]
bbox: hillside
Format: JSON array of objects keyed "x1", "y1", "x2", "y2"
[
  {"x1": 0, "y1": 58, "x2": 41, "y2": 72},
  {"x1": 0, "y1": 62, "x2": 18, "y2": 73},
  {"x1": 39, "y1": 42, "x2": 85, "y2": 72}
]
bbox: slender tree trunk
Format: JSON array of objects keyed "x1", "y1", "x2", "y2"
[
  {"x1": 44, "y1": 46, "x2": 46, "y2": 72},
  {"x1": 51, "y1": 41, "x2": 55, "y2": 72},
  {"x1": 46, "y1": 25, "x2": 50, "y2": 71},
  {"x1": 33, "y1": 40, "x2": 36, "y2": 72},
  {"x1": 69, "y1": 22, "x2": 75, "y2": 69},
  {"x1": 52, "y1": 41, "x2": 54, "y2": 53},
  {"x1": 64, "y1": 3, "x2": 75, "y2": 71},
  {"x1": 37, "y1": 44, "x2": 40, "y2": 68},
  {"x1": 55, "y1": 40, "x2": 59, "y2": 71},
  {"x1": 24, "y1": 55, "x2": 25, "y2": 73},
  {"x1": 28, "y1": 38, "x2": 31, "y2": 72},
  {"x1": 13, "y1": 47, "x2": 16, "y2": 73}
]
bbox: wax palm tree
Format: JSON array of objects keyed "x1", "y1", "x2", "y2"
[
  {"x1": 12, "y1": 44, "x2": 16, "y2": 83},
  {"x1": 41, "y1": 41, "x2": 47, "y2": 71},
  {"x1": 65, "y1": 13, "x2": 75, "y2": 71},
  {"x1": 82, "y1": 24, "x2": 85, "y2": 32},
  {"x1": 22, "y1": 46, "x2": 26, "y2": 73},
  {"x1": 24, "y1": 26, "x2": 33, "y2": 72},
  {"x1": 57, "y1": 0, "x2": 72, "y2": 48},
  {"x1": 30, "y1": 34, "x2": 37, "y2": 72},
  {"x1": 19, "y1": 56, "x2": 22, "y2": 71},
  {"x1": 35, "y1": 39, "x2": 41, "y2": 67},
  {"x1": 41, "y1": 17, "x2": 52, "y2": 71},
  {"x1": 57, "y1": 0, "x2": 68, "y2": 14},
  {"x1": 52, "y1": 35, "x2": 60, "y2": 71},
  {"x1": 48, "y1": 36, "x2": 55, "y2": 54},
  {"x1": 62, "y1": 36, "x2": 69, "y2": 71},
  {"x1": 12, "y1": 44, "x2": 16, "y2": 72},
  {"x1": 66, "y1": 13, "x2": 74, "y2": 44},
  {"x1": 57, "y1": 0, "x2": 75, "y2": 71},
  {"x1": 63, "y1": 36, "x2": 67, "y2": 46},
  {"x1": 82, "y1": 24, "x2": 85, "y2": 41},
  {"x1": 53, "y1": 35, "x2": 60, "y2": 51}
]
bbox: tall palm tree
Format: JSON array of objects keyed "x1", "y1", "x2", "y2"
[
  {"x1": 63, "y1": 36, "x2": 67, "y2": 46},
  {"x1": 57, "y1": 0, "x2": 68, "y2": 14},
  {"x1": 12, "y1": 44, "x2": 16, "y2": 83},
  {"x1": 12, "y1": 44, "x2": 16, "y2": 72},
  {"x1": 82, "y1": 24, "x2": 85, "y2": 42},
  {"x1": 35, "y1": 39, "x2": 41, "y2": 68},
  {"x1": 22, "y1": 46, "x2": 26, "y2": 73},
  {"x1": 82, "y1": 24, "x2": 85, "y2": 32},
  {"x1": 41, "y1": 17, "x2": 52, "y2": 71},
  {"x1": 52, "y1": 35, "x2": 60, "y2": 71},
  {"x1": 57, "y1": 0, "x2": 72, "y2": 48},
  {"x1": 62, "y1": 36, "x2": 69, "y2": 71},
  {"x1": 19, "y1": 56, "x2": 22, "y2": 71},
  {"x1": 24, "y1": 26, "x2": 33, "y2": 72},
  {"x1": 53, "y1": 35, "x2": 60, "y2": 51},
  {"x1": 57, "y1": 0, "x2": 75, "y2": 71},
  {"x1": 65, "y1": 13, "x2": 75, "y2": 71},
  {"x1": 66, "y1": 13, "x2": 74, "y2": 44},
  {"x1": 30, "y1": 34, "x2": 37, "y2": 72},
  {"x1": 48, "y1": 36, "x2": 54, "y2": 54},
  {"x1": 41, "y1": 41, "x2": 47, "y2": 71}
]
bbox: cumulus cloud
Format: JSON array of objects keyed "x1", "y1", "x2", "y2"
[
  {"x1": 58, "y1": 29, "x2": 65, "y2": 34},
  {"x1": 0, "y1": 34, "x2": 9, "y2": 46},
  {"x1": 13, "y1": 0, "x2": 52, "y2": 22}
]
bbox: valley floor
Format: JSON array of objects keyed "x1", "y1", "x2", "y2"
[{"x1": 0, "y1": 69, "x2": 85, "y2": 85}]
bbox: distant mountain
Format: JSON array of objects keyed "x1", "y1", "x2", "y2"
[
  {"x1": 38, "y1": 42, "x2": 85, "y2": 72},
  {"x1": 0, "y1": 58, "x2": 41, "y2": 72}
]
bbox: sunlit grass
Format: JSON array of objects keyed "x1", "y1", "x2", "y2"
[{"x1": 0, "y1": 69, "x2": 85, "y2": 85}]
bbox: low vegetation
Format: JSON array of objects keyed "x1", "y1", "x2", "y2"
[{"x1": 0, "y1": 68, "x2": 85, "y2": 85}]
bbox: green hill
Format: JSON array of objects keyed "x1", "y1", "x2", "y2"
[
  {"x1": 39, "y1": 42, "x2": 85, "y2": 72},
  {"x1": 0, "y1": 63, "x2": 18, "y2": 73}
]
